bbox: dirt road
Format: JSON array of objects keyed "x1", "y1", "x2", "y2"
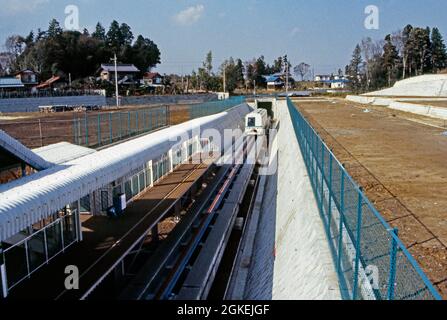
[{"x1": 0, "y1": 104, "x2": 191, "y2": 149}]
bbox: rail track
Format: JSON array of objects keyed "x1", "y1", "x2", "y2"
[{"x1": 120, "y1": 135, "x2": 259, "y2": 300}]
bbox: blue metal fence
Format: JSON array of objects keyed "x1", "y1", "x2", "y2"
[
  {"x1": 286, "y1": 98, "x2": 441, "y2": 300},
  {"x1": 190, "y1": 96, "x2": 245, "y2": 119},
  {"x1": 73, "y1": 106, "x2": 169, "y2": 148}
]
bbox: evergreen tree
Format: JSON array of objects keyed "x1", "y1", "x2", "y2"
[
  {"x1": 25, "y1": 31, "x2": 34, "y2": 46},
  {"x1": 254, "y1": 56, "x2": 267, "y2": 87},
  {"x1": 271, "y1": 56, "x2": 283, "y2": 74},
  {"x1": 204, "y1": 51, "x2": 213, "y2": 75},
  {"x1": 47, "y1": 19, "x2": 63, "y2": 39},
  {"x1": 431, "y1": 27, "x2": 447, "y2": 72},
  {"x1": 106, "y1": 20, "x2": 122, "y2": 52},
  {"x1": 235, "y1": 59, "x2": 245, "y2": 86},
  {"x1": 383, "y1": 34, "x2": 399, "y2": 86},
  {"x1": 402, "y1": 24, "x2": 414, "y2": 78},
  {"x1": 347, "y1": 44, "x2": 364, "y2": 93},
  {"x1": 92, "y1": 22, "x2": 106, "y2": 41},
  {"x1": 129, "y1": 35, "x2": 161, "y2": 73},
  {"x1": 410, "y1": 27, "x2": 432, "y2": 75},
  {"x1": 119, "y1": 23, "x2": 134, "y2": 46}
]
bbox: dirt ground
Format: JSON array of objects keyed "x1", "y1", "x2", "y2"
[
  {"x1": 292, "y1": 98, "x2": 447, "y2": 298},
  {"x1": 0, "y1": 104, "x2": 192, "y2": 149}
]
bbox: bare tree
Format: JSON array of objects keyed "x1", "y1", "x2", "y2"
[
  {"x1": 361, "y1": 37, "x2": 384, "y2": 90},
  {"x1": 294, "y1": 62, "x2": 310, "y2": 81},
  {"x1": 391, "y1": 30, "x2": 405, "y2": 78},
  {"x1": 4, "y1": 35, "x2": 26, "y2": 70}
]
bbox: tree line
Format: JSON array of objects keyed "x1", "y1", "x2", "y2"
[
  {"x1": 346, "y1": 25, "x2": 447, "y2": 93},
  {"x1": 188, "y1": 52, "x2": 311, "y2": 94},
  {"x1": 2, "y1": 19, "x2": 161, "y2": 84}
]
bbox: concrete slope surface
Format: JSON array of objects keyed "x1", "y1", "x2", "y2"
[
  {"x1": 365, "y1": 74, "x2": 447, "y2": 97},
  {"x1": 245, "y1": 100, "x2": 340, "y2": 300}
]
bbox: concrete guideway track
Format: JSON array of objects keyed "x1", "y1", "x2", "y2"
[{"x1": 121, "y1": 137, "x2": 257, "y2": 300}]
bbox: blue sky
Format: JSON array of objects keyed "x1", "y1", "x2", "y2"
[{"x1": 1, "y1": 0, "x2": 447, "y2": 75}]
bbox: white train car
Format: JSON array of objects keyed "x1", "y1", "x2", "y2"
[{"x1": 245, "y1": 108, "x2": 268, "y2": 136}]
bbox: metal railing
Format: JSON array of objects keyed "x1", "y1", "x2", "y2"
[
  {"x1": 286, "y1": 98, "x2": 442, "y2": 300},
  {"x1": 72, "y1": 106, "x2": 169, "y2": 148}
]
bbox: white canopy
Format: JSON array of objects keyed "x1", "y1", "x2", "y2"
[{"x1": 0, "y1": 104, "x2": 250, "y2": 241}]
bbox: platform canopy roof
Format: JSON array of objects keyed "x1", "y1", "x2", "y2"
[
  {"x1": 0, "y1": 103, "x2": 250, "y2": 241},
  {"x1": 0, "y1": 130, "x2": 52, "y2": 171},
  {"x1": 33, "y1": 142, "x2": 96, "y2": 165}
]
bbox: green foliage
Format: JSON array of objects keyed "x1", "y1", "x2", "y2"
[
  {"x1": 347, "y1": 44, "x2": 364, "y2": 93},
  {"x1": 431, "y1": 27, "x2": 447, "y2": 72},
  {"x1": 8, "y1": 18, "x2": 161, "y2": 82},
  {"x1": 383, "y1": 34, "x2": 400, "y2": 86},
  {"x1": 349, "y1": 24, "x2": 447, "y2": 93},
  {"x1": 221, "y1": 57, "x2": 245, "y2": 93}
]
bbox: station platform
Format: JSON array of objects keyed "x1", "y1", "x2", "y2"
[{"x1": 8, "y1": 161, "x2": 211, "y2": 300}]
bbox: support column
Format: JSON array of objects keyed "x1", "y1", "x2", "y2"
[
  {"x1": 21, "y1": 162, "x2": 26, "y2": 177},
  {"x1": 76, "y1": 200, "x2": 83, "y2": 242},
  {"x1": 151, "y1": 224, "x2": 159, "y2": 243}
]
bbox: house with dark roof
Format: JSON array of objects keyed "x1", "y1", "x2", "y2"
[
  {"x1": 15, "y1": 70, "x2": 39, "y2": 88},
  {"x1": 142, "y1": 72, "x2": 164, "y2": 87},
  {"x1": 99, "y1": 64, "x2": 140, "y2": 85}
]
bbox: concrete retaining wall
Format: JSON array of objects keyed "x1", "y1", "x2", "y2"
[
  {"x1": 0, "y1": 95, "x2": 107, "y2": 113},
  {"x1": 346, "y1": 95, "x2": 447, "y2": 120},
  {"x1": 0, "y1": 93, "x2": 219, "y2": 113},
  {"x1": 388, "y1": 102, "x2": 447, "y2": 120},
  {"x1": 107, "y1": 93, "x2": 218, "y2": 106}
]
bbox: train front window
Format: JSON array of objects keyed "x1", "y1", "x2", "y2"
[{"x1": 247, "y1": 117, "x2": 256, "y2": 127}]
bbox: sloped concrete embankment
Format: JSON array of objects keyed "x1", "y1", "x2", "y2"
[{"x1": 244, "y1": 99, "x2": 340, "y2": 300}]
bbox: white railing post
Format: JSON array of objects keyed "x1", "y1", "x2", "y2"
[
  {"x1": 168, "y1": 149, "x2": 174, "y2": 172},
  {"x1": 148, "y1": 161, "x2": 154, "y2": 187},
  {"x1": 183, "y1": 141, "x2": 188, "y2": 162},
  {"x1": 76, "y1": 202, "x2": 83, "y2": 242}
]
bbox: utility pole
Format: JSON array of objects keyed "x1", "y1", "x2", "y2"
[
  {"x1": 253, "y1": 80, "x2": 256, "y2": 97},
  {"x1": 111, "y1": 53, "x2": 120, "y2": 108}
]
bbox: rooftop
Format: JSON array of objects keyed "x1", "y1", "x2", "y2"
[
  {"x1": 0, "y1": 78, "x2": 25, "y2": 89},
  {"x1": 33, "y1": 142, "x2": 97, "y2": 165},
  {"x1": 100, "y1": 64, "x2": 140, "y2": 73}
]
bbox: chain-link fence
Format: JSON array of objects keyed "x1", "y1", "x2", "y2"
[
  {"x1": 286, "y1": 98, "x2": 441, "y2": 300},
  {"x1": 0, "y1": 106, "x2": 168, "y2": 149},
  {"x1": 72, "y1": 106, "x2": 169, "y2": 148},
  {"x1": 0, "y1": 97, "x2": 246, "y2": 150}
]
